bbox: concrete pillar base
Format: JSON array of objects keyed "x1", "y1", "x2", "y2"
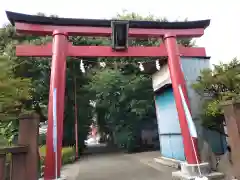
[{"x1": 172, "y1": 162, "x2": 224, "y2": 180}]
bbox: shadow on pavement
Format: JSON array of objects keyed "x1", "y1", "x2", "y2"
[{"x1": 82, "y1": 143, "x2": 121, "y2": 156}]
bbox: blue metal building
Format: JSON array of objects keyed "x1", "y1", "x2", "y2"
[{"x1": 152, "y1": 57, "x2": 227, "y2": 161}]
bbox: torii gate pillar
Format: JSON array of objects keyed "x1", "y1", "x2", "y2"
[
  {"x1": 164, "y1": 33, "x2": 199, "y2": 163},
  {"x1": 44, "y1": 31, "x2": 68, "y2": 179}
]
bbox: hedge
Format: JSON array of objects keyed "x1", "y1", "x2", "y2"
[{"x1": 39, "y1": 145, "x2": 76, "y2": 177}]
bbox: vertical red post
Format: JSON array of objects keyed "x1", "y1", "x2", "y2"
[
  {"x1": 44, "y1": 30, "x2": 68, "y2": 179},
  {"x1": 74, "y1": 75, "x2": 79, "y2": 159},
  {"x1": 164, "y1": 33, "x2": 199, "y2": 164}
]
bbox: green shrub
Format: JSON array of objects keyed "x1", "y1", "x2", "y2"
[
  {"x1": 39, "y1": 134, "x2": 46, "y2": 145},
  {"x1": 62, "y1": 146, "x2": 76, "y2": 164},
  {"x1": 39, "y1": 145, "x2": 75, "y2": 164},
  {"x1": 39, "y1": 145, "x2": 76, "y2": 177}
]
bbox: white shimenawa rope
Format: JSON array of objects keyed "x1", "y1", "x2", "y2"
[{"x1": 178, "y1": 85, "x2": 208, "y2": 180}]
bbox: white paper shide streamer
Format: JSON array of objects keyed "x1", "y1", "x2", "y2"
[
  {"x1": 80, "y1": 60, "x2": 86, "y2": 73},
  {"x1": 138, "y1": 62, "x2": 144, "y2": 71},
  {"x1": 99, "y1": 62, "x2": 106, "y2": 68},
  {"x1": 156, "y1": 59, "x2": 161, "y2": 70},
  {"x1": 52, "y1": 88, "x2": 58, "y2": 180}
]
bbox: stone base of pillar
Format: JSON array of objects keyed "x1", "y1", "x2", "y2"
[{"x1": 172, "y1": 162, "x2": 224, "y2": 180}]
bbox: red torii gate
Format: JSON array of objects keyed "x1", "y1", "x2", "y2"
[{"x1": 6, "y1": 11, "x2": 210, "y2": 180}]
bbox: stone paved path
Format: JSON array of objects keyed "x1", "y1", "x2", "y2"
[
  {"x1": 62, "y1": 146, "x2": 173, "y2": 180},
  {"x1": 76, "y1": 153, "x2": 172, "y2": 180}
]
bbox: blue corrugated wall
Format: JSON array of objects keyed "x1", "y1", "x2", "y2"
[
  {"x1": 181, "y1": 58, "x2": 227, "y2": 155},
  {"x1": 155, "y1": 88, "x2": 185, "y2": 161},
  {"x1": 155, "y1": 57, "x2": 227, "y2": 160}
]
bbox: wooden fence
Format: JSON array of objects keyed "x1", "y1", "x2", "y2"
[{"x1": 0, "y1": 113, "x2": 39, "y2": 180}]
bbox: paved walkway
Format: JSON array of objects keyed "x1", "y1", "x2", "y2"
[{"x1": 62, "y1": 145, "x2": 174, "y2": 180}]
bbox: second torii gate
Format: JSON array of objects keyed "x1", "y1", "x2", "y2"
[{"x1": 6, "y1": 11, "x2": 210, "y2": 180}]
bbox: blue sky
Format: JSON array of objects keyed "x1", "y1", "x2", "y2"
[{"x1": 0, "y1": 0, "x2": 239, "y2": 65}]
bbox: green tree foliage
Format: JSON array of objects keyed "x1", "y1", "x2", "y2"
[
  {"x1": 85, "y1": 11, "x2": 194, "y2": 151},
  {"x1": 0, "y1": 56, "x2": 32, "y2": 118},
  {"x1": 86, "y1": 67, "x2": 155, "y2": 151},
  {"x1": 0, "y1": 18, "x2": 92, "y2": 150},
  {"x1": 62, "y1": 61, "x2": 92, "y2": 150},
  {"x1": 192, "y1": 58, "x2": 240, "y2": 133},
  {"x1": 0, "y1": 56, "x2": 31, "y2": 144}
]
